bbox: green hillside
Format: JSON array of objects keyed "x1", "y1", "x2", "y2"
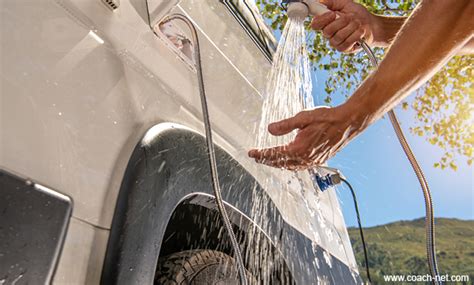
[{"x1": 348, "y1": 218, "x2": 474, "y2": 284}]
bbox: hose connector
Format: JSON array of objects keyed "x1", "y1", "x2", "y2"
[{"x1": 310, "y1": 166, "x2": 343, "y2": 192}]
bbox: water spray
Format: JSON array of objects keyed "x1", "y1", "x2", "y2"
[{"x1": 282, "y1": 0, "x2": 441, "y2": 284}]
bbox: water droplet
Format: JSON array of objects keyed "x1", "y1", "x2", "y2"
[{"x1": 322, "y1": 250, "x2": 333, "y2": 268}]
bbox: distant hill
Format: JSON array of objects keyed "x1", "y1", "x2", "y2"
[{"x1": 348, "y1": 218, "x2": 474, "y2": 284}]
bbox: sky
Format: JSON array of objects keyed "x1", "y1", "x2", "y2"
[{"x1": 314, "y1": 70, "x2": 474, "y2": 227}]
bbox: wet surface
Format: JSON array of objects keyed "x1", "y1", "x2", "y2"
[{"x1": 0, "y1": 170, "x2": 72, "y2": 284}]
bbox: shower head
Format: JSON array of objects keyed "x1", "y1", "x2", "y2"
[
  {"x1": 286, "y1": 1, "x2": 309, "y2": 20},
  {"x1": 283, "y1": 0, "x2": 332, "y2": 19}
]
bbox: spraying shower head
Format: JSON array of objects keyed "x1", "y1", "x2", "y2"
[
  {"x1": 283, "y1": 0, "x2": 332, "y2": 19},
  {"x1": 286, "y1": 1, "x2": 309, "y2": 19}
]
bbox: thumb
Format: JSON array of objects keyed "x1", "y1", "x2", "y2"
[
  {"x1": 268, "y1": 111, "x2": 312, "y2": 136},
  {"x1": 320, "y1": 0, "x2": 335, "y2": 10},
  {"x1": 320, "y1": 0, "x2": 345, "y2": 11}
]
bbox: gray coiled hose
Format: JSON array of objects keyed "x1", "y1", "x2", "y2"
[
  {"x1": 360, "y1": 41, "x2": 440, "y2": 285},
  {"x1": 160, "y1": 14, "x2": 248, "y2": 285}
]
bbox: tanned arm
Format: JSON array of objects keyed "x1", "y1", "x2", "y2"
[{"x1": 249, "y1": 0, "x2": 473, "y2": 169}]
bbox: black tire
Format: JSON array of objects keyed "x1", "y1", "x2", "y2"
[{"x1": 155, "y1": 249, "x2": 253, "y2": 285}]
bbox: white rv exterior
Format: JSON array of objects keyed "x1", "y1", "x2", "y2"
[{"x1": 0, "y1": 0, "x2": 359, "y2": 283}]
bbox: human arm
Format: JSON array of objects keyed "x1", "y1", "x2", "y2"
[
  {"x1": 345, "y1": 0, "x2": 473, "y2": 130},
  {"x1": 311, "y1": 0, "x2": 473, "y2": 54},
  {"x1": 248, "y1": 0, "x2": 474, "y2": 168}
]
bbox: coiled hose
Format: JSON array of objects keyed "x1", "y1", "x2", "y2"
[
  {"x1": 160, "y1": 14, "x2": 248, "y2": 285},
  {"x1": 360, "y1": 41, "x2": 440, "y2": 285}
]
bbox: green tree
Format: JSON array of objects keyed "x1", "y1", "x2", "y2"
[{"x1": 256, "y1": 0, "x2": 473, "y2": 170}]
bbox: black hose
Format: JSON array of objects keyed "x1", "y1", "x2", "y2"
[{"x1": 341, "y1": 178, "x2": 372, "y2": 284}]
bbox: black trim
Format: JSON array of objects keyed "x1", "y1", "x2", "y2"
[
  {"x1": 0, "y1": 169, "x2": 72, "y2": 284},
  {"x1": 101, "y1": 124, "x2": 362, "y2": 284}
]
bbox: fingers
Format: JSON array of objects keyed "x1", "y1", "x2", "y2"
[
  {"x1": 319, "y1": 0, "x2": 334, "y2": 10},
  {"x1": 248, "y1": 137, "x2": 335, "y2": 170},
  {"x1": 248, "y1": 128, "x2": 319, "y2": 163},
  {"x1": 337, "y1": 28, "x2": 365, "y2": 52},
  {"x1": 311, "y1": 12, "x2": 337, "y2": 31},
  {"x1": 248, "y1": 145, "x2": 326, "y2": 170},
  {"x1": 248, "y1": 144, "x2": 297, "y2": 162},
  {"x1": 268, "y1": 110, "x2": 313, "y2": 136},
  {"x1": 322, "y1": 15, "x2": 351, "y2": 38},
  {"x1": 322, "y1": 15, "x2": 366, "y2": 52},
  {"x1": 261, "y1": 158, "x2": 310, "y2": 171},
  {"x1": 248, "y1": 107, "x2": 349, "y2": 170},
  {"x1": 320, "y1": 0, "x2": 346, "y2": 11},
  {"x1": 248, "y1": 147, "x2": 313, "y2": 170},
  {"x1": 249, "y1": 141, "x2": 307, "y2": 162},
  {"x1": 313, "y1": 10, "x2": 366, "y2": 53},
  {"x1": 329, "y1": 20, "x2": 359, "y2": 47}
]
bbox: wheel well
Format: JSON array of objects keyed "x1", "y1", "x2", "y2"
[
  {"x1": 158, "y1": 202, "x2": 294, "y2": 284},
  {"x1": 102, "y1": 123, "x2": 297, "y2": 284}
]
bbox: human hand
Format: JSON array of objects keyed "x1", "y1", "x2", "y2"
[
  {"x1": 248, "y1": 105, "x2": 365, "y2": 170},
  {"x1": 311, "y1": 0, "x2": 377, "y2": 53}
]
